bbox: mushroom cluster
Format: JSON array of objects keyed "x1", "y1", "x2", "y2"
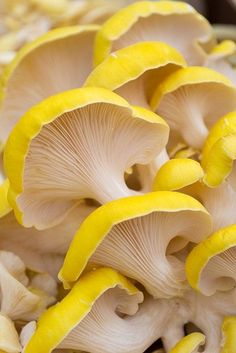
[{"x1": 0, "y1": 1, "x2": 236, "y2": 352}]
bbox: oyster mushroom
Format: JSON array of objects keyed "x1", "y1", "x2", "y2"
[
  {"x1": 152, "y1": 157, "x2": 236, "y2": 231},
  {"x1": 59, "y1": 191, "x2": 212, "y2": 297},
  {"x1": 168, "y1": 333, "x2": 205, "y2": 353},
  {"x1": 85, "y1": 41, "x2": 186, "y2": 108},
  {"x1": 151, "y1": 67, "x2": 236, "y2": 149},
  {"x1": 94, "y1": 0, "x2": 214, "y2": 67},
  {"x1": 186, "y1": 224, "x2": 236, "y2": 296},
  {"x1": 0, "y1": 314, "x2": 22, "y2": 353},
  {"x1": 0, "y1": 25, "x2": 99, "y2": 145},
  {"x1": 4, "y1": 87, "x2": 169, "y2": 229}
]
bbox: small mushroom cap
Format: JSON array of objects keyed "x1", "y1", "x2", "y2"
[
  {"x1": 85, "y1": 41, "x2": 186, "y2": 107},
  {"x1": 168, "y1": 333, "x2": 205, "y2": 353},
  {"x1": 94, "y1": 1, "x2": 214, "y2": 66},
  {"x1": 201, "y1": 111, "x2": 236, "y2": 188},
  {"x1": 23, "y1": 267, "x2": 143, "y2": 353},
  {"x1": 151, "y1": 67, "x2": 236, "y2": 149},
  {"x1": 0, "y1": 25, "x2": 99, "y2": 144},
  {"x1": 186, "y1": 224, "x2": 236, "y2": 295},
  {"x1": 153, "y1": 158, "x2": 204, "y2": 192},
  {"x1": 59, "y1": 191, "x2": 212, "y2": 296},
  {"x1": 4, "y1": 87, "x2": 169, "y2": 229}
]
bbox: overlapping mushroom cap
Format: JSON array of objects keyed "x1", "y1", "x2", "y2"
[
  {"x1": 151, "y1": 67, "x2": 236, "y2": 149},
  {"x1": 0, "y1": 25, "x2": 99, "y2": 145},
  {"x1": 94, "y1": 0, "x2": 214, "y2": 67},
  {"x1": 85, "y1": 41, "x2": 186, "y2": 108},
  {"x1": 59, "y1": 191, "x2": 212, "y2": 297},
  {"x1": 4, "y1": 87, "x2": 169, "y2": 229}
]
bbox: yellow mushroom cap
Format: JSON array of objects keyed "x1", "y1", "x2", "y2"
[
  {"x1": 94, "y1": 0, "x2": 214, "y2": 66},
  {"x1": 59, "y1": 191, "x2": 212, "y2": 298},
  {"x1": 153, "y1": 158, "x2": 204, "y2": 192},
  {"x1": 151, "y1": 67, "x2": 236, "y2": 149},
  {"x1": 169, "y1": 333, "x2": 205, "y2": 353},
  {"x1": 0, "y1": 25, "x2": 99, "y2": 145},
  {"x1": 186, "y1": 224, "x2": 236, "y2": 295},
  {"x1": 23, "y1": 267, "x2": 144, "y2": 353},
  {"x1": 202, "y1": 111, "x2": 236, "y2": 188},
  {"x1": 85, "y1": 41, "x2": 186, "y2": 107},
  {"x1": 4, "y1": 87, "x2": 169, "y2": 229}
]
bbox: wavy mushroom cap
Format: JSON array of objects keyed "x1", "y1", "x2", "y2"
[
  {"x1": 0, "y1": 202, "x2": 95, "y2": 275},
  {"x1": 94, "y1": 1, "x2": 214, "y2": 67},
  {"x1": 22, "y1": 267, "x2": 154, "y2": 353},
  {"x1": 59, "y1": 191, "x2": 212, "y2": 298},
  {"x1": 202, "y1": 111, "x2": 236, "y2": 189},
  {"x1": 186, "y1": 224, "x2": 236, "y2": 296},
  {"x1": 152, "y1": 158, "x2": 236, "y2": 231},
  {"x1": 4, "y1": 87, "x2": 169, "y2": 229},
  {"x1": 204, "y1": 40, "x2": 236, "y2": 85},
  {"x1": 0, "y1": 25, "x2": 99, "y2": 144},
  {"x1": 85, "y1": 41, "x2": 186, "y2": 107},
  {"x1": 151, "y1": 67, "x2": 236, "y2": 149}
]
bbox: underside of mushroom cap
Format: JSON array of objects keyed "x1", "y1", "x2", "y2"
[
  {"x1": 94, "y1": 1, "x2": 214, "y2": 67},
  {"x1": 151, "y1": 67, "x2": 236, "y2": 149},
  {"x1": 4, "y1": 87, "x2": 169, "y2": 229},
  {"x1": 186, "y1": 224, "x2": 236, "y2": 295},
  {"x1": 0, "y1": 25, "x2": 99, "y2": 144},
  {"x1": 85, "y1": 41, "x2": 186, "y2": 107},
  {"x1": 0, "y1": 313, "x2": 22, "y2": 353},
  {"x1": 23, "y1": 267, "x2": 143, "y2": 353},
  {"x1": 59, "y1": 191, "x2": 212, "y2": 296}
]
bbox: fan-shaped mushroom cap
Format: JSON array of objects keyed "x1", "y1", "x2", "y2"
[
  {"x1": 151, "y1": 67, "x2": 236, "y2": 149},
  {"x1": 22, "y1": 267, "x2": 149, "y2": 353},
  {"x1": 0, "y1": 25, "x2": 99, "y2": 145},
  {"x1": 0, "y1": 314, "x2": 22, "y2": 353},
  {"x1": 152, "y1": 157, "x2": 236, "y2": 231},
  {"x1": 0, "y1": 202, "x2": 95, "y2": 275},
  {"x1": 186, "y1": 224, "x2": 236, "y2": 296},
  {"x1": 169, "y1": 333, "x2": 205, "y2": 353},
  {"x1": 4, "y1": 87, "x2": 169, "y2": 229},
  {"x1": 59, "y1": 191, "x2": 211, "y2": 298},
  {"x1": 202, "y1": 111, "x2": 236, "y2": 188},
  {"x1": 94, "y1": 1, "x2": 214, "y2": 67},
  {"x1": 85, "y1": 41, "x2": 186, "y2": 107},
  {"x1": 204, "y1": 40, "x2": 236, "y2": 85}
]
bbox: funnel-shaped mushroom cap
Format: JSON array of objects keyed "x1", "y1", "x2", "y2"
[
  {"x1": 0, "y1": 250, "x2": 56, "y2": 321},
  {"x1": 4, "y1": 87, "x2": 169, "y2": 229},
  {"x1": 0, "y1": 25, "x2": 99, "y2": 144},
  {"x1": 0, "y1": 202, "x2": 95, "y2": 274},
  {"x1": 59, "y1": 191, "x2": 212, "y2": 297},
  {"x1": 204, "y1": 40, "x2": 236, "y2": 85},
  {"x1": 169, "y1": 333, "x2": 205, "y2": 353},
  {"x1": 94, "y1": 1, "x2": 214, "y2": 67},
  {"x1": 0, "y1": 314, "x2": 22, "y2": 353},
  {"x1": 186, "y1": 224, "x2": 236, "y2": 295},
  {"x1": 85, "y1": 41, "x2": 186, "y2": 107},
  {"x1": 151, "y1": 67, "x2": 236, "y2": 149},
  {"x1": 202, "y1": 111, "x2": 236, "y2": 188},
  {"x1": 22, "y1": 267, "x2": 152, "y2": 353}
]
